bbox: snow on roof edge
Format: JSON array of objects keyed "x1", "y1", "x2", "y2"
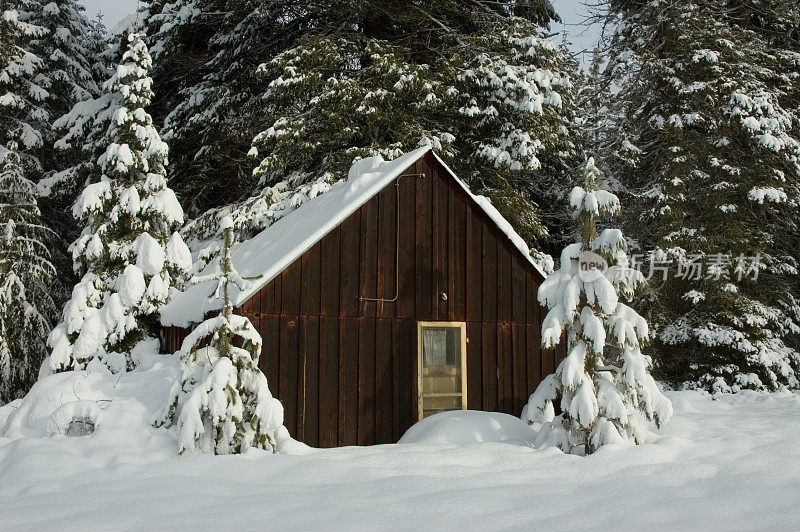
[
  {"x1": 161, "y1": 147, "x2": 430, "y2": 327},
  {"x1": 430, "y1": 152, "x2": 547, "y2": 279},
  {"x1": 161, "y1": 147, "x2": 545, "y2": 328}
]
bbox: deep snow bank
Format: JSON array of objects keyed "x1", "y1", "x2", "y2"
[
  {"x1": 0, "y1": 351, "x2": 310, "y2": 457},
  {"x1": 1, "y1": 388, "x2": 799, "y2": 530},
  {"x1": 2, "y1": 354, "x2": 177, "y2": 441}
]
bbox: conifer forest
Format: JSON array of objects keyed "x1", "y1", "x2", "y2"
[{"x1": 0, "y1": 1, "x2": 799, "y2": 529}]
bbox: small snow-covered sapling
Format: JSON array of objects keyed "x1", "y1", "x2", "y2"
[
  {"x1": 523, "y1": 158, "x2": 672, "y2": 455},
  {"x1": 156, "y1": 217, "x2": 284, "y2": 455}
]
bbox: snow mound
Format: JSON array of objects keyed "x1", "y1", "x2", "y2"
[
  {"x1": 2, "y1": 350, "x2": 177, "y2": 441},
  {"x1": 274, "y1": 425, "x2": 315, "y2": 455},
  {"x1": 47, "y1": 400, "x2": 101, "y2": 436},
  {"x1": 398, "y1": 410, "x2": 538, "y2": 446},
  {"x1": 0, "y1": 344, "x2": 312, "y2": 459}
]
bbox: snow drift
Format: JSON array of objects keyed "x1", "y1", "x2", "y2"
[{"x1": 399, "y1": 410, "x2": 538, "y2": 446}]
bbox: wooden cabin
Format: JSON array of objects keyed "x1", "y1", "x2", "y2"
[{"x1": 160, "y1": 147, "x2": 565, "y2": 448}]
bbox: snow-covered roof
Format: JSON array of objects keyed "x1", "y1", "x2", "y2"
[{"x1": 161, "y1": 147, "x2": 545, "y2": 327}]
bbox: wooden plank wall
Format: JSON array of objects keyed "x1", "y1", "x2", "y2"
[
  {"x1": 162, "y1": 324, "x2": 189, "y2": 354},
  {"x1": 163, "y1": 153, "x2": 565, "y2": 447}
]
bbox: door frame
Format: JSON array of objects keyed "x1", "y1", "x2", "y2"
[{"x1": 416, "y1": 321, "x2": 468, "y2": 421}]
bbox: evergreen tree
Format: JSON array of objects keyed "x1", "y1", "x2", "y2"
[
  {"x1": 144, "y1": 1, "x2": 576, "y2": 258},
  {"x1": 144, "y1": 0, "x2": 257, "y2": 214},
  {"x1": 40, "y1": 20, "x2": 131, "y2": 313},
  {"x1": 85, "y1": 11, "x2": 114, "y2": 87},
  {"x1": 13, "y1": 0, "x2": 97, "y2": 175},
  {"x1": 734, "y1": 3, "x2": 800, "y2": 362},
  {"x1": 605, "y1": 0, "x2": 800, "y2": 391},
  {"x1": 246, "y1": 2, "x2": 572, "y2": 241},
  {"x1": 0, "y1": 1, "x2": 47, "y2": 171},
  {"x1": 3, "y1": 1, "x2": 102, "y2": 316},
  {"x1": 156, "y1": 216, "x2": 284, "y2": 455},
  {"x1": 46, "y1": 34, "x2": 192, "y2": 374},
  {"x1": 0, "y1": 143, "x2": 56, "y2": 404},
  {"x1": 43, "y1": 16, "x2": 132, "y2": 202},
  {"x1": 524, "y1": 158, "x2": 672, "y2": 454}
]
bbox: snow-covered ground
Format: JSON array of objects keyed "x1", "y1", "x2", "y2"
[{"x1": 1, "y1": 371, "x2": 798, "y2": 530}]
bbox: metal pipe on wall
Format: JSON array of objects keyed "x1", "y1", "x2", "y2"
[{"x1": 359, "y1": 172, "x2": 426, "y2": 304}]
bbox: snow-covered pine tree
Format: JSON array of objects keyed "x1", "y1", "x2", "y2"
[
  {"x1": 523, "y1": 158, "x2": 672, "y2": 454},
  {"x1": 0, "y1": 1, "x2": 47, "y2": 171},
  {"x1": 148, "y1": 1, "x2": 576, "y2": 264},
  {"x1": 735, "y1": 2, "x2": 800, "y2": 363},
  {"x1": 0, "y1": 143, "x2": 56, "y2": 404},
  {"x1": 245, "y1": 2, "x2": 573, "y2": 242},
  {"x1": 40, "y1": 21, "x2": 135, "y2": 311},
  {"x1": 156, "y1": 216, "x2": 284, "y2": 455},
  {"x1": 85, "y1": 11, "x2": 113, "y2": 88},
  {"x1": 144, "y1": 0, "x2": 257, "y2": 214},
  {"x1": 22, "y1": 0, "x2": 97, "y2": 109},
  {"x1": 43, "y1": 17, "x2": 134, "y2": 202},
  {"x1": 12, "y1": 0, "x2": 97, "y2": 176},
  {"x1": 46, "y1": 33, "x2": 192, "y2": 374},
  {"x1": 604, "y1": 0, "x2": 800, "y2": 391}
]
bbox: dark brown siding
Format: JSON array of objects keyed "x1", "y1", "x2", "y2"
[
  {"x1": 162, "y1": 153, "x2": 564, "y2": 447},
  {"x1": 162, "y1": 326, "x2": 189, "y2": 355}
]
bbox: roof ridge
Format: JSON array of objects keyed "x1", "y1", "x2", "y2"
[{"x1": 161, "y1": 147, "x2": 545, "y2": 327}]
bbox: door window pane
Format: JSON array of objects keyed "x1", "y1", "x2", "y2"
[
  {"x1": 422, "y1": 327, "x2": 459, "y2": 366},
  {"x1": 419, "y1": 324, "x2": 465, "y2": 419}
]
